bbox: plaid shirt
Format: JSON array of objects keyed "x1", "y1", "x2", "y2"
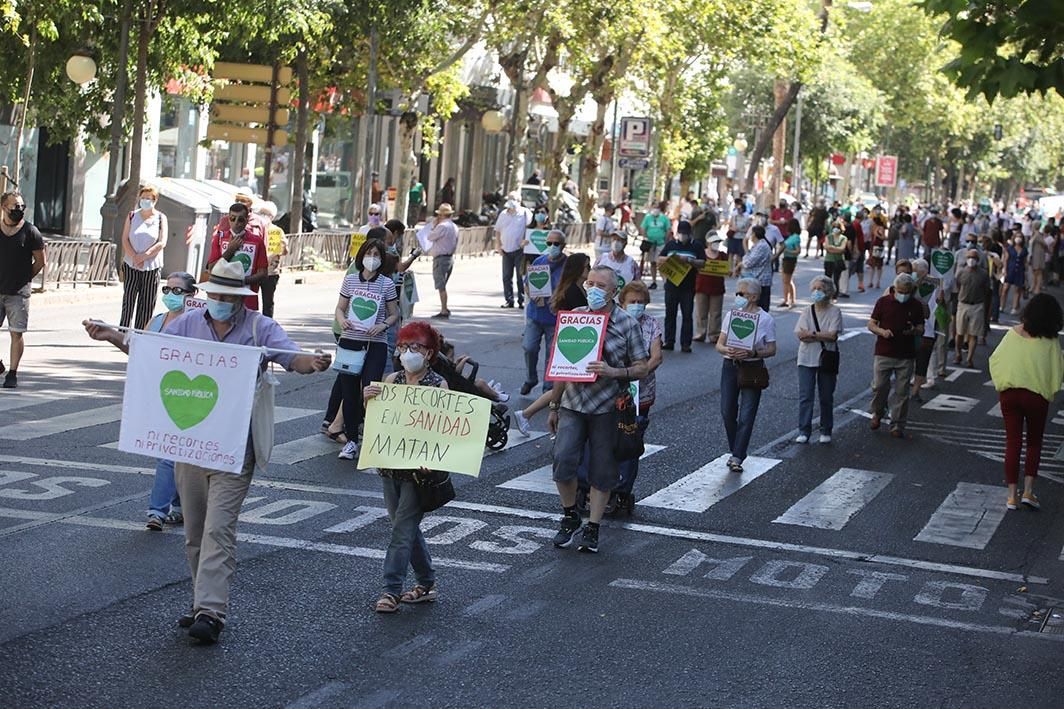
[{"x1": 561, "y1": 303, "x2": 649, "y2": 415}]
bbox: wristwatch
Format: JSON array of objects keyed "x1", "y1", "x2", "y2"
[{"x1": 548, "y1": 401, "x2": 560, "y2": 411}]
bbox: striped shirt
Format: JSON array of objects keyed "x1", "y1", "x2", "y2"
[
  {"x1": 560, "y1": 303, "x2": 649, "y2": 415},
  {"x1": 339, "y1": 272, "x2": 397, "y2": 344}
]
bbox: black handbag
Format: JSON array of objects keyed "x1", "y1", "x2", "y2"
[
  {"x1": 736, "y1": 360, "x2": 770, "y2": 389},
  {"x1": 811, "y1": 306, "x2": 840, "y2": 374},
  {"x1": 613, "y1": 391, "x2": 644, "y2": 461},
  {"x1": 413, "y1": 469, "x2": 455, "y2": 513}
]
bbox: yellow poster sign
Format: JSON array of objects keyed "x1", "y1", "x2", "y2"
[
  {"x1": 266, "y1": 225, "x2": 285, "y2": 256},
  {"x1": 700, "y1": 258, "x2": 730, "y2": 276},
  {"x1": 659, "y1": 255, "x2": 693, "y2": 286},
  {"x1": 348, "y1": 231, "x2": 367, "y2": 258},
  {"x1": 357, "y1": 383, "x2": 491, "y2": 477}
]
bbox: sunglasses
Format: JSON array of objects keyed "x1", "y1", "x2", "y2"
[
  {"x1": 396, "y1": 342, "x2": 427, "y2": 353},
  {"x1": 161, "y1": 286, "x2": 190, "y2": 295},
  {"x1": 546, "y1": 241, "x2": 564, "y2": 247}
]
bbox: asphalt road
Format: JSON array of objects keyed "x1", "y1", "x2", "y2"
[{"x1": 1, "y1": 252, "x2": 1062, "y2": 708}]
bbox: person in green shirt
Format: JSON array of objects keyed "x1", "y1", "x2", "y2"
[
  {"x1": 639, "y1": 200, "x2": 671, "y2": 290},
  {"x1": 822, "y1": 222, "x2": 848, "y2": 298},
  {"x1": 408, "y1": 180, "x2": 425, "y2": 225}
]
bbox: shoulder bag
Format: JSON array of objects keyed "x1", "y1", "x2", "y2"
[
  {"x1": 736, "y1": 360, "x2": 770, "y2": 389},
  {"x1": 333, "y1": 338, "x2": 367, "y2": 375},
  {"x1": 613, "y1": 389, "x2": 645, "y2": 461},
  {"x1": 249, "y1": 313, "x2": 277, "y2": 473},
  {"x1": 810, "y1": 306, "x2": 840, "y2": 374},
  {"x1": 413, "y1": 469, "x2": 456, "y2": 513}
]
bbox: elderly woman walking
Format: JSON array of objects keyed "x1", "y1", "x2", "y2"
[
  {"x1": 715, "y1": 277, "x2": 777, "y2": 472},
  {"x1": 794, "y1": 276, "x2": 843, "y2": 444}
]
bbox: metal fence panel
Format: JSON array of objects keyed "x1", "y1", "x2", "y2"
[{"x1": 34, "y1": 239, "x2": 117, "y2": 290}]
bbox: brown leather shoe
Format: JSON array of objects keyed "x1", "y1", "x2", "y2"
[{"x1": 870, "y1": 415, "x2": 881, "y2": 430}]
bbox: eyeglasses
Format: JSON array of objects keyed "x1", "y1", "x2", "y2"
[
  {"x1": 395, "y1": 342, "x2": 427, "y2": 354},
  {"x1": 161, "y1": 286, "x2": 190, "y2": 295},
  {"x1": 734, "y1": 291, "x2": 748, "y2": 297},
  {"x1": 546, "y1": 241, "x2": 564, "y2": 247}
]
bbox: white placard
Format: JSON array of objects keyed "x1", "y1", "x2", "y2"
[
  {"x1": 724, "y1": 309, "x2": 759, "y2": 351},
  {"x1": 526, "y1": 264, "x2": 553, "y2": 299}
]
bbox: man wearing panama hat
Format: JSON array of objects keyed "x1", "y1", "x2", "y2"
[
  {"x1": 419, "y1": 202, "x2": 459, "y2": 318},
  {"x1": 83, "y1": 259, "x2": 331, "y2": 645}
]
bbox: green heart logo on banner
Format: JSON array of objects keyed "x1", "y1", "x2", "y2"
[
  {"x1": 233, "y1": 252, "x2": 252, "y2": 272},
  {"x1": 529, "y1": 271, "x2": 550, "y2": 289},
  {"x1": 617, "y1": 274, "x2": 626, "y2": 288},
  {"x1": 556, "y1": 326, "x2": 598, "y2": 363},
  {"x1": 931, "y1": 250, "x2": 954, "y2": 274},
  {"x1": 160, "y1": 371, "x2": 219, "y2": 430},
  {"x1": 918, "y1": 281, "x2": 935, "y2": 298},
  {"x1": 350, "y1": 297, "x2": 379, "y2": 321},
  {"x1": 730, "y1": 317, "x2": 756, "y2": 340},
  {"x1": 529, "y1": 230, "x2": 549, "y2": 251}
]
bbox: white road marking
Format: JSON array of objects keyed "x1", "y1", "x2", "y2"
[
  {"x1": 638, "y1": 454, "x2": 781, "y2": 513},
  {"x1": 773, "y1": 468, "x2": 894, "y2": 530},
  {"x1": 1, "y1": 403, "x2": 124, "y2": 440},
  {"x1": 98, "y1": 407, "x2": 319, "y2": 451},
  {"x1": 0, "y1": 507, "x2": 509, "y2": 572},
  {"x1": 921, "y1": 394, "x2": 979, "y2": 413},
  {"x1": 488, "y1": 430, "x2": 550, "y2": 454},
  {"x1": 270, "y1": 435, "x2": 343, "y2": 465},
  {"x1": 0, "y1": 390, "x2": 111, "y2": 414},
  {"x1": 836, "y1": 330, "x2": 869, "y2": 342},
  {"x1": 915, "y1": 482, "x2": 1008, "y2": 550},
  {"x1": 497, "y1": 445, "x2": 665, "y2": 495},
  {"x1": 608, "y1": 579, "x2": 1064, "y2": 642}
]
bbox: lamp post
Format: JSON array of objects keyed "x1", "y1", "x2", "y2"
[{"x1": 65, "y1": 52, "x2": 97, "y2": 86}]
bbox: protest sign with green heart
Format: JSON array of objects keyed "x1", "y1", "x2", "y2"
[
  {"x1": 525, "y1": 229, "x2": 549, "y2": 254},
  {"x1": 556, "y1": 326, "x2": 599, "y2": 363},
  {"x1": 527, "y1": 264, "x2": 552, "y2": 298},
  {"x1": 529, "y1": 271, "x2": 550, "y2": 289},
  {"x1": 160, "y1": 371, "x2": 218, "y2": 430},
  {"x1": 930, "y1": 249, "x2": 955, "y2": 278},
  {"x1": 232, "y1": 251, "x2": 252, "y2": 273},
  {"x1": 724, "y1": 310, "x2": 759, "y2": 350},
  {"x1": 349, "y1": 296, "x2": 380, "y2": 323}
]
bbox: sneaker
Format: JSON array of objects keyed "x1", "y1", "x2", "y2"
[
  {"x1": 1021, "y1": 493, "x2": 1041, "y2": 510},
  {"x1": 552, "y1": 513, "x2": 582, "y2": 548},
  {"x1": 166, "y1": 510, "x2": 184, "y2": 525},
  {"x1": 726, "y1": 457, "x2": 743, "y2": 473},
  {"x1": 188, "y1": 614, "x2": 223, "y2": 644},
  {"x1": 577, "y1": 525, "x2": 599, "y2": 553},
  {"x1": 794, "y1": 434, "x2": 809, "y2": 444},
  {"x1": 520, "y1": 381, "x2": 536, "y2": 396},
  {"x1": 490, "y1": 380, "x2": 510, "y2": 403},
  {"x1": 3, "y1": 371, "x2": 16, "y2": 388},
  {"x1": 338, "y1": 441, "x2": 358, "y2": 460},
  {"x1": 145, "y1": 515, "x2": 164, "y2": 531},
  {"x1": 819, "y1": 434, "x2": 832, "y2": 444},
  {"x1": 512, "y1": 409, "x2": 531, "y2": 437},
  {"x1": 177, "y1": 611, "x2": 196, "y2": 628},
  {"x1": 870, "y1": 415, "x2": 881, "y2": 430},
  {"x1": 1006, "y1": 496, "x2": 1018, "y2": 510},
  {"x1": 648, "y1": 282, "x2": 657, "y2": 290}
]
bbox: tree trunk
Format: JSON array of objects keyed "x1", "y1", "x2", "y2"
[
  {"x1": 288, "y1": 50, "x2": 309, "y2": 235},
  {"x1": 394, "y1": 111, "x2": 419, "y2": 226},
  {"x1": 767, "y1": 79, "x2": 789, "y2": 205},
  {"x1": 545, "y1": 102, "x2": 577, "y2": 215},
  {"x1": 12, "y1": 22, "x2": 37, "y2": 185},
  {"x1": 122, "y1": 0, "x2": 154, "y2": 224},
  {"x1": 744, "y1": 81, "x2": 801, "y2": 195},
  {"x1": 578, "y1": 99, "x2": 609, "y2": 221},
  {"x1": 507, "y1": 89, "x2": 530, "y2": 193}
]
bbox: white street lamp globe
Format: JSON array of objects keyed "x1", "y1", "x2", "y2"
[
  {"x1": 481, "y1": 109, "x2": 506, "y2": 134},
  {"x1": 734, "y1": 136, "x2": 748, "y2": 152},
  {"x1": 66, "y1": 54, "x2": 97, "y2": 86}
]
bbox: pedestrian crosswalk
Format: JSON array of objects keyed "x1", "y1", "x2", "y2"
[
  {"x1": 639, "y1": 455, "x2": 781, "y2": 513},
  {"x1": 772, "y1": 468, "x2": 893, "y2": 530}
]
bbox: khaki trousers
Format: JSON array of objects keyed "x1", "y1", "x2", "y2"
[
  {"x1": 174, "y1": 447, "x2": 255, "y2": 624},
  {"x1": 870, "y1": 355, "x2": 915, "y2": 429},
  {"x1": 694, "y1": 293, "x2": 724, "y2": 341}
]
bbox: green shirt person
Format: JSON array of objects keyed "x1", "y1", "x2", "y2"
[{"x1": 640, "y1": 209, "x2": 671, "y2": 246}]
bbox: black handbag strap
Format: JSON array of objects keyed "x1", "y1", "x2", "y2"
[{"x1": 810, "y1": 305, "x2": 827, "y2": 351}]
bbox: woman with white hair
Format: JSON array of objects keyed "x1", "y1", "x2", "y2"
[
  {"x1": 256, "y1": 201, "x2": 288, "y2": 318},
  {"x1": 715, "y1": 277, "x2": 777, "y2": 472},
  {"x1": 794, "y1": 275, "x2": 843, "y2": 443}
]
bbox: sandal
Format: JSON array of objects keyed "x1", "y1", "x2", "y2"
[
  {"x1": 374, "y1": 593, "x2": 401, "y2": 613},
  {"x1": 400, "y1": 584, "x2": 438, "y2": 604},
  {"x1": 323, "y1": 430, "x2": 348, "y2": 444}
]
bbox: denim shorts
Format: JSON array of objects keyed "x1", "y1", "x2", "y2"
[{"x1": 551, "y1": 408, "x2": 619, "y2": 491}]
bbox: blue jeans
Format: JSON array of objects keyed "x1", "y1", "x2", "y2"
[
  {"x1": 522, "y1": 318, "x2": 555, "y2": 390},
  {"x1": 501, "y1": 249, "x2": 525, "y2": 305},
  {"x1": 720, "y1": 359, "x2": 763, "y2": 462},
  {"x1": 797, "y1": 365, "x2": 837, "y2": 436},
  {"x1": 664, "y1": 284, "x2": 694, "y2": 347},
  {"x1": 382, "y1": 477, "x2": 435, "y2": 595},
  {"x1": 148, "y1": 458, "x2": 180, "y2": 518}
]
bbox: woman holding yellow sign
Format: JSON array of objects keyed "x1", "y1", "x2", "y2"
[{"x1": 657, "y1": 221, "x2": 705, "y2": 352}]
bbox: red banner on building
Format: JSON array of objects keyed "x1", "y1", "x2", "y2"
[{"x1": 875, "y1": 155, "x2": 898, "y2": 187}]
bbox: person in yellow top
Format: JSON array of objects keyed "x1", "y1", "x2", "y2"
[
  {"x1": 989, "y1": 293, "x2": 1064, "y2": 511},
  {"x1": 256, "y1": 201, "x2": 288, "y2": 318}
]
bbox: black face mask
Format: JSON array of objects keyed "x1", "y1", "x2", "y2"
[{"x1": 7, "y1": 207, "x2": 24, "y2": 222}]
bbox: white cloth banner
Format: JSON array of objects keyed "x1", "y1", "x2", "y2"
[{"x1": 118, "y1": 333, "x2": 260, "y2": 474}]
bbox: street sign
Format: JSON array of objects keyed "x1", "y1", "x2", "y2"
[
  {"x1": 206, "y1": 124, "x2": 289, "y2": 147},
  {"x1": 619, "y1": 117, "x2": 652, "y2": 158},
  {"x1": 875, "y1": 155, "x2": 898, "y2": 187},
  {"x1": 214, "y1": 84, "x2": 291, "y2": 105},
  {"x1": 215, "y1": 62, "x2": 293, "y2": 85},
  {"x1": 618, "y1": 157, "x2": 650, "y2": 170},
  {"x1": 211, "y1": 104, "x2": 290, "y2": 125}
]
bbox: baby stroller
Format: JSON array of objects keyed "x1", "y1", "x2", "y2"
[{"x1": 431, "y1": 352, "x2": 511, "y2": 451}]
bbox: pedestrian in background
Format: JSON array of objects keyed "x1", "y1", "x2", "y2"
[
  {"x1": 363, "y1": 321, "x2": 447, "y2": 613},
  {"x1": 0, "y1": 190, "x2": 46, "y2": 389},
  {"x1": 794, "y1": 275, "x2": 842, "y2": 444},
  {"x1": 823, "y1": 223, "x2": 848, "y2": 297},
  {"x1": 779, "y1": 218, "x2": 801, "y2": 307},
  {"x1": 640, "y1": 200, "x2": 671, "y2": 289},
  {"x1": 494, "y1": 197, "x2": 532, "y2": 308},
  {"x1": 954, "y1": 247, "x2": 989, "y2": 368},
  {"x1": 867, "y1": 273, "x2": 925, "y2": 438},
  {"x1": 990, "y1": 293, "x2": 1064, "y2": 511},
  {"x1": 439, "y1": 177, "x2": 456, "y2": 211},
  {"x1": 1001, "y1": 227, "x2": 1027, "y2": 314},
  {"x1": 421, "y1": 203, "x2": 459, "y2": 319},
  {"x1": 727, "y1": 196, "x2": 750, "y2": 276},
  {"x1": 519, "y1": 230, "x2": 569, "y2": 397},
  {"x1": 715, "y1": 278, "x2": 777, "y2": 473},
  {"x1": 741, "y1": 225, "x2": 774, "y2": 311},
  {"x1": 120, "y1": 184, "x2": 168, "y2": 330},
  {"x1": 658, "y1": 220, "x2": 704, "y2": 351},
  {"x1": 257, "y1": 201, "x2": 287, "y2": 318},
  {"x1": 694, "y1": 234, "x2": 727, "y2": 343},
  {"x1": 595, "y1": 231, "x2": 640, "y2": 290}
]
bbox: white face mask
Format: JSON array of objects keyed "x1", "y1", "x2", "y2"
[
  {"x1": 611, "y1": 241, "x2": 625, "y2": 253},
  {"x1": 363, "y1": 256, "x2": 381, "y2": 272},
  {"x1": 139, "y1": 198, "x2": 155, "y2": 211},
  {"x1": 400, "y1": 351, "x2": 426, "y2": 372},
  {"x1": 967, "y1": 258, "x2": 978, "y2": 267}
]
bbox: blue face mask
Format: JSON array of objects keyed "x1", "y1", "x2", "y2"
[
  {"x1": 895, "y1": 292, "x2": 910, "y2": 303},
  {"x1": 734, "y1": 295, "x2": 749, "y2": 309},
  {"x1": 587, "y1": 286, "x2": 609, "y2": 310},
  {"x1": 534, "y1": 213, "x2": 547, "y2": 224},
  {"x1": 810, "y1": 290, "x2": 827, "y2": 303},
  {"x1": 547, "y1": 245, "x2": 562, "y2": 259},
  {"x1": 626, "y1": 303, "x2": 646, "y2": 318},
  {"x1": 161, "y1": 293, "x2": 185, "y2": 312},
  {"x1": 207, "y1": 298, "x2": 236, "y2": 321}
]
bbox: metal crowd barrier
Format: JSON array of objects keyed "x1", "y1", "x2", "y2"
[
  {"x1": 281, "y1": 223, "x2": 595, "y2": 270},
  {"x1": 34, "y1": 238, "x2": 117, "y2": 290}
]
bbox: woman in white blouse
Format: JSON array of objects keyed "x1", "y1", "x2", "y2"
[
  {"x1": 794, "y1": 275, "x2": 843, "y2": 444},
  {"x1": 119, "y1": 184, "x2": 168, "y2": 329}
]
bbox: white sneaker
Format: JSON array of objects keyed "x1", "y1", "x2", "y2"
[
  {"x1": 490, "y1": 380, "x2": 510, "y2": 402},
  {"x1": 795, "y1": 434, "x2": 809, "y2": 444},
  {"x1": 338, "y1": 441, "x2": 358, "y2": 460},
  {"x1": 819, "y1": 434, "x2": 832, "y2": 444},
  {"x1": 512, "y1": 409, "x2": 531, "y2": 436}
]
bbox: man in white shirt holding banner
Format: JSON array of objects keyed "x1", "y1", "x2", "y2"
[{"x1": 84, "y1": 259, "x2": 331, "y2": 645}]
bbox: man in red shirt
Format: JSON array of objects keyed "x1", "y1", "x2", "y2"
[
  {"x1": 921, "y1": 208, "x2": 943, "y2": 259},
  {"x1": 770, "y1": 199, "x2": 794, "y2": 236},
  {"x1": 867, "y1": 273, "x2": 925, "y2": 437},
  {"x1": 207, "y1": 202, "x2": 269, "y2": 310}
]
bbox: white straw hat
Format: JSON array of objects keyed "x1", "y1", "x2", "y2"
[{"x1": 197, "y1": 259, "x2": 255, "y2": 296}]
